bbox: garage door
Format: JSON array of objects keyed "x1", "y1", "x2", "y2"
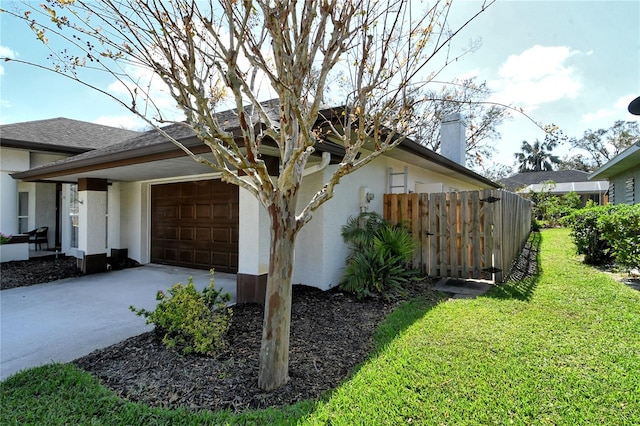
[{"x1": 151, "y1": 180, "x2": 239, "y2": 272}]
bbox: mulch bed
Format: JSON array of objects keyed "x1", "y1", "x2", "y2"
[
  {"x1": 0, "y1": 256, "x2": 82, "y2": 290},
  {"x1": 73, "y1": 282, "x2": 436, "y2": 412}
]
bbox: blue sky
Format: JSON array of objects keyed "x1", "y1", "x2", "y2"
[{"x1": 1, "y1": 0, "x2": 639, "y2": 172}]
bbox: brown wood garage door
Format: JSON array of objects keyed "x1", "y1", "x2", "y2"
[{"x1": 151, "y1": 180, "x2": 239, "y2": 272}]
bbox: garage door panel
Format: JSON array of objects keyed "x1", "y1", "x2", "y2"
[
  {"x1": 180, "y1": 182, "x2": 197, "y2": 197},
  {"x1": 212, "y1": 204, "x2": 231, "y2": 219},
  {"x1": 195, "y1": 227, "x2": 211, "y2": 240},
  {"x1": 151, "y1": 180, "x2": 238, "y2": 272},
  {"x1": 196, "y1": 204, "x2": 211, "y2": 218},
  {"x1": 179, "y1": 250, "x2": 194, "y2": 264},
  {"x1": 179, "y1": 227, "x2": 194, "y2": 241},
  {"x1": 180, "y1": 205, "x2": 195, "y2": 219},
  {"x1": 157, "y1": 205, "x2": 178, "y2": 219},
  {"x1": 211, "y1": 228, "x2": 230, "y2": 243},
  {"x1": 194, "y1": 250, "x2": 211, "y2": 266},
  {"x1": 163, "y1": 248, "x2": 178, "y2": 262},
  {"x1": 212, "y1": 251, "x2": 232, "y2": 269}
]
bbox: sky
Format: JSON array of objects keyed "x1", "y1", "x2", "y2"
[{"x1": 1, "y1": 0, "x2": 639, "y2": 174}]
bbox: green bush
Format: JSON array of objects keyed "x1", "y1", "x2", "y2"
[
  {"x1": 564, "y1": 204, "x2": 614, "y2": 265},
  {"x1": 597, "y1": 204, "x2": 640, "y2": 269},
  {"x1": 529, "y1": 189, "x2": 582, "y2": 227},
  {"x1": 340, "y1": 212, "x2": 419, "y2": 299},
  {"x1": 130, "y1": 272, "x2": 232, "y2": 355},
  {"x1": 565, "y1": 203, "x2": 640, "y2": 269}
]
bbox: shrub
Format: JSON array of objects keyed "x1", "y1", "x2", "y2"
[
  {"x1": 597, "y1": 204, "x2": 640, "y2": 269},
  {"x1": 564, "y1": 204, "x2": 614, "y2": 265},
  {"x1": 340, "y1": 212, "x2": 419, "y2": 299},
  {"x1": 130, "y1": 271, "x2": 232, "y2": 355},
  {"x1": 529, "y1": 190, "x2": 582, "y2": 227}
]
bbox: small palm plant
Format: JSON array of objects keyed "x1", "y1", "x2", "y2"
[{"x1": 340, "y1": 212, "x2": 419, "y2": 299}]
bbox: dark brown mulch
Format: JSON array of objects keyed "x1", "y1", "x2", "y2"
[
  {"x1": 0, "y1": 256, "x2": 82, "y2": 290},
  {"x1": 73, "y1": 282, "x2": 436, "y2": 413}
]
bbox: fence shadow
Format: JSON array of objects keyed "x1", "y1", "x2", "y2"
[{"x1": 487, "y1": 231, "x2": 542, "y2": 302}]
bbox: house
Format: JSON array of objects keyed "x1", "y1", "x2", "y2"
[
  {"x1": 588, "y1": 142, "x2": 640, "y2": 205},
  {"x1": 0, "y1": 118, "x2": 141, "y2": 252},
  {"x1": 6, "y1": 105, "x2": 499, "y2": 302},
  {"x1": 500, "y1": 170, "x2": 609, "y2": 206}
]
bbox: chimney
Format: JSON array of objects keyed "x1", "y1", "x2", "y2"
[{"x1": 440, "y1": 113, "x2": 466, "y2": 166}]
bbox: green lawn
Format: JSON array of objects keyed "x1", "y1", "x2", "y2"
[{"x1": 2, "y1": 229, "x2": 639, "y2": 425}]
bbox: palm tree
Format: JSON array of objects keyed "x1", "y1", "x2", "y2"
[{"x1": 514, "y1": 138, "x2": 561, "y2": 172}]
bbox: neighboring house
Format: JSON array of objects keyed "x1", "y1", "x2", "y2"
[
  {"x1": 589, "y1": 142, "x2": 640, "y2": 205},
  {"x1": 0, "y1": 118, "x2": 141, "y2": 248},
  {"x1": 500, "y1": 170, "x2": 609, "y2": 206},
  {"x1": 8, "y1": 105, "x2": 499, "y2": 302}
]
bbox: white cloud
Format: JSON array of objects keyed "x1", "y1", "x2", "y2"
[
  {"x1": 488, "y1": 45, "x2": 582, "y2": 111},
  {"x1": 0, "y1": 45, "x2": 16, "y2": 76},
  {"x1": 582, "y1": 94, "x2": 640, "y2": 124},
  {"x1": 582, "y1": 108, "x2": 615, "y2": 124}
]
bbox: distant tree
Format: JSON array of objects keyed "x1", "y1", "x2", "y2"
[
  {"x1": 403, "y1": 78, "x2": 509, "y2": 169},
  {"x1": 479, "y1": 162, "x2": 512, "y2": 183},
  {"x1": 558, "y1": 153, "x2": 592, "y2": 172},
  {"x1": 564, "y1": 121, "x2": 640, "y2": 170},
  {"x1": 514, "y1": 136, "x2": 561, "y2": 172}
]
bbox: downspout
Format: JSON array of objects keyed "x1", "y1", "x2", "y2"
[{"x1": 302, "y1": 152, "x2": 331, "y2": 176}]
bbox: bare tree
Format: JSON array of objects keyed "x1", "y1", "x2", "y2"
[
  {"x1": 404, "y1": 78, "x2": 510, "y2": 168},
  {"x1": 565, "y1": 120, "x2": 640, "y2": 171},
  {"x1": 2, "y1": 0, "x2": 494, "y2": 390}
]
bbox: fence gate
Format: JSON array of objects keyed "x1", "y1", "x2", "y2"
[{"x1": 384, "y1": 189, "x2": 531, "y2": 283}]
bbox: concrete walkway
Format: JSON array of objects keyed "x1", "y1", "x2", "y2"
[{"x1": 0, "y1": 264, "x2": 236, "y2": 381}]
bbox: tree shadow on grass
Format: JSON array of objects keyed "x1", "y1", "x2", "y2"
[
  {"x1": 487, "y1": 231, "x2": 542, "y2": 302},
  {"x1": 370, "y1": 291, "x2": 445, "y2": 354}
]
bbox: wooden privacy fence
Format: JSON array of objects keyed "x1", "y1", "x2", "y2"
[{"x1": 384, "y1": 189, "x2": 532, "y2": 283}]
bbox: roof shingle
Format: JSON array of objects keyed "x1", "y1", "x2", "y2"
[{"x1": 0, "y1": 117, "x2": 142, "y2": 153}]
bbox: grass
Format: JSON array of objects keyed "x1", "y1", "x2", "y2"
[{"x1": 2, "y1": 229, "x2": 639, "y2": 425}]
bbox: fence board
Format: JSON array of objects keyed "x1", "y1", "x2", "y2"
[{"x1": 383, "y1": 188, "x2": 531, "y2": 283}]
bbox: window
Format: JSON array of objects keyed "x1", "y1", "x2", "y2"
[
  {"x1": 609, "y1": 182, "x2": 615, "y2": 205},
  {"x1": 625, "y1": 178, "x2": 635, "y2": 204},
  {"x1": 18, "y1": 192, "x2": 28, "y2": 233},
  {"x1": 69, "y1": 184, "x2": 79, "y2": 248}
]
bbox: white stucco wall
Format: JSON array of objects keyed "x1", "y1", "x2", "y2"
[
  {"x1": 78, "y1": 190, "x2": 107, "y2": 256},
  {"x1": 60, "y1": 184, "x2": 73, "y2": 254},
  {"x1": 119, "y1": 181, "x2": 148, "y2": 264},
  {"x1": 238, "y1": 185, "x2": 270, "y2": 276},
  {"x1": 30, "y1": 152, "x2": 68, "y2": 168},
  {"x1": 107, "y1": 182, "x2": 122, "y2": 251},
  {"x1": 292, "y1": 154, "x2": 490, "y2": 290},
  {"x1": 1, "y1": 148, "x2": 70, "y2": 241},
  {"x1": 0, "y1": 148, "x2": 29, "y2": 235}
]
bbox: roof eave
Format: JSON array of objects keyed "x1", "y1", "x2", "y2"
[
  {"x1": 589, "y1": 144, "x2": 640, "y2": 180},
  {"x1": 1, "y1": 139, "x2": 91, "y2": 155},
  {"x1": 398, "y1": 138, "x2": 500, "y2": 188}
]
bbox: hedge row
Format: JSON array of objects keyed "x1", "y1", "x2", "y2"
[{"x1": 564, "y1": 203, "x2": 640, "y2": 269}]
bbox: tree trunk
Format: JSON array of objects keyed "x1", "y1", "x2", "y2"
[{"x1": 258, "y1": 206, "x2": 297, "y2": 391}]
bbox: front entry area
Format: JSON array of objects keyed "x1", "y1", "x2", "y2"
[{"x1": 151, "y1": 180, "x2": 239, "y2": 273}]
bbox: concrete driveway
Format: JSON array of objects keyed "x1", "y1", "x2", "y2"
[{"x1": 0, "y1": 264, "x2": 236, "y2": 381}]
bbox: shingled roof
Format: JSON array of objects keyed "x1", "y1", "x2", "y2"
[
  {"x1": 12, "y1": 102, "x2": 499, "y2": 189},
  {"x1": 0, "y1": 117, "x2": 142, "y2": 154},
  {"x1": 500, "y1": 170, "x2": 592, "y2": 192}
]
